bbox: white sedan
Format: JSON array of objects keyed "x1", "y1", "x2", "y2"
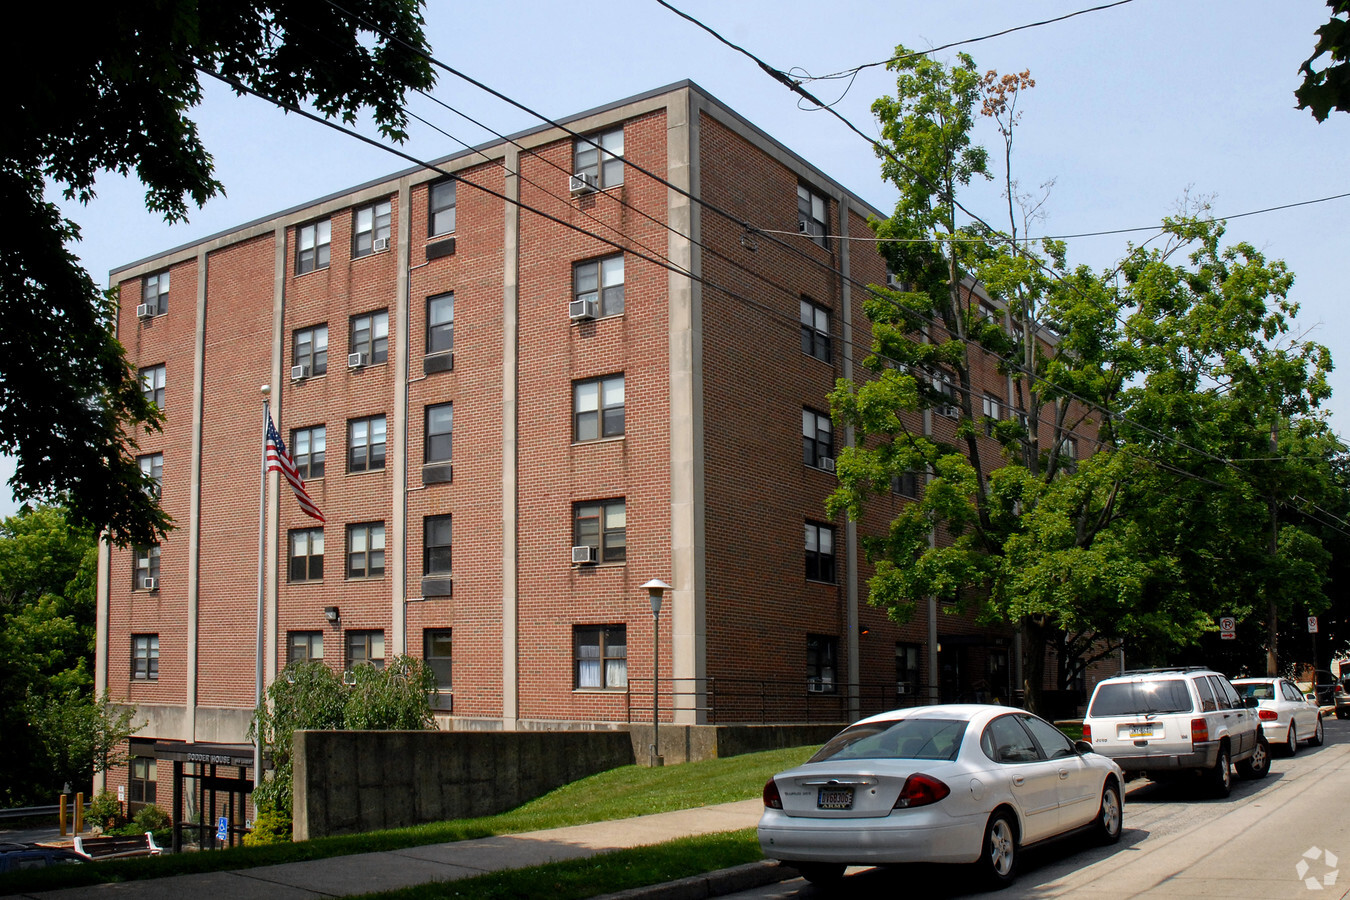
[
  {"x1": 1231, "y1": 677, "x2": 1323, "y2": 755},
  {"x1": 758, "y1": 705, "x2": 1124, "y2": 889}
]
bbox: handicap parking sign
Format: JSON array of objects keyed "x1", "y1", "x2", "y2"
[{"x1": 216, "y1": 816, "x2": 228, "y2": 841}]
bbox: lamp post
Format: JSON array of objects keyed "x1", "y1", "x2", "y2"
[{"x1": 643, "y1": 579, "x2": 671, "y2": 767}]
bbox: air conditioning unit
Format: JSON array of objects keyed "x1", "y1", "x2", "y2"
[
  {"x1": 886, "y1": 273, "x2": 904, "y2": 290},
  {"x1": 797, "y1": 220, "x2": 810, "y2": 234},
  {"x1": 141, "y1": 577, "x2": 157, "y2": 591},
  {"x1": 807, "y1": 679, "x2": 830, "y2": 693},
  {"x1": 569, "y1": 172, "x2": 598, "y2": 194},
  {"x1": 291, "y1": 364, "x2": 308, "y2": 382},
  {"x1": 568, "y1": 299, "x2": 596, "y2": 322},
  {"x1": 571, "y1": 545, "x2": 596, "y2": 564},
  {"x1": 819, "y1": 457, "x2": 836, "y2": 473},
  {"x1": 348, "y1": 352, "x2": 367, "y2": 369},
  {"x1": 372, "y1": 237, "x2": 390, "y2": 252},
  {"x1": 897, "y1": 682, "x2": 912, "y2": 696},
  {"x1": 136, "y1": 303, "x2": 156, "y2": 319}
]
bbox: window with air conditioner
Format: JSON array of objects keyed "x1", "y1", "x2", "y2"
[
  {"x1": 574, "y1": 498, "x2": 626, "y2": 564},
  {"x1": 141, "y1": 270, "x2": 169, "y2": 316},
  {"x1": 573, "y1": 255, "x2": 624, "y2": 319},
  {"x1": 349, "y1": 310, "x2": 389, "y2": 365},
  {"x1": 294, "y1": 324, "x2": 328, "y2": 377},
  {"x1": 353, "y1": 199, "x2": 392, "y2": 258},
  {"x1": 134, "y1": 545, "x2": 160, "y2": 591},
  {"x1": 797, "y1": 183, "x2": 828, "y2": 246},
  {"x1": 802, "y1": 408, "x2": 833, "y2": 470},
  {"x1": 573, "y1": 127, "x2": 624, "y2": 189},
  {"x1": 806, "y1": 634, "x2": 838, "y2": 694}
]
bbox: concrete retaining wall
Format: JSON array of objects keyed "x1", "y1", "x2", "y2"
[
  {"x1": 628, "y1": 723, "x2": 841, "y2": 764},
  {"x1": 292, "y1": 730, "x2": 634, "y2": 839}
]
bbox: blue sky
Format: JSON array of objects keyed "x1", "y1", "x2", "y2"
[{"x1": 6, "y1": 0, "x2": 1347, "y2": 518}]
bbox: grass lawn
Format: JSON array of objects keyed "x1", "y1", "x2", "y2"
[{"x1": 0, "y1": 745, "x2": 815, "y2": 894}]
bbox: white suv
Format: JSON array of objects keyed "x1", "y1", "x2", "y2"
[{"x1": 1083, "y1": 667, "x2": 1270, "y2": 797}]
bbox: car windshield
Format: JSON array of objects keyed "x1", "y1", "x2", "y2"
[
  {"x1": 1234, "y1": 682, "x2": 1275, "y2": 700},
  {"x1": 1089, "y1": 679, "x2": 1193, "y2": 716},
  {"x1": 807, "y1": 718, "x2": 965, "y2": 763}
]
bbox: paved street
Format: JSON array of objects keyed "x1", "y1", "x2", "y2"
[{"x1": 725, "y1": 717, "x2": 1350, "y2": 899}]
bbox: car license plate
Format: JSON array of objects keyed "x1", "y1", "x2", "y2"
[
  {"x1": 1126, "y1": 723, "x2": 1155, "y2": 739},
  {"x1": 818, "y1": 788, "x2": 853, "y2": 810}
]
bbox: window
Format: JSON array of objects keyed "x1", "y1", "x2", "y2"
[
  {"x1": 574, "y1": 499, "x2": 626, "y2": 564},
  {"x1": 982, "y1": 394, "x2": 1003, "y2": 436},
  {"x1": 425, "y1": 403, "x2": 453, "y2": 463},
  {"x1": 294, "y1": 325, "x2": 328, "y2": 377},
  {"x1": 896, "y1": 642, "x2": 921, "y2": 696},
  {"x1": 129, "y1": 756, "x2": 157, "y2": 804},
  {"x1": 352, "y1": 199, "x2": 392, "y2": 258},
  {"x1": 424, "y1": 515, "x2": 452, "y2": 576},
  {"x1": 349, "y1": 310, "x2": 389, "y2": 365},
  {"x1": 1062, "y1": 436, "x2": 1080, "y2": 473},
  {"x1": 933, "y1": 372, "x2": 959, "y2": 418},
  {"x1": 427, "y1": 292, "x2": 454, "y2": 355},
  {"x1": 574, "y1": 375, "x2": 624, "y2": 441},
  {"x1": 1195, "y1": 674, "x2": 1218, "y2": 712},
  {"x1": 142, "y1": 271, "x2": 169, "y2": 316},
  {"x1": 296, "y1": 218, "x2": 331, "y2": 274},
  {"x1": 424, "y1": 628, "x2": 452, "y2": 695},
  {"x1": 797, "y1": 183, "x2": 828, "y2": 245},
  {"x1": 429, "y1": 179, "x2": 456, "y2": 236},
  {"x1": 292, "y1": 426, "x2": 325, "y2": 479},
  {"x1": 138, "y1": 453, "x2": 163, "y2": 498},
  {"x1": 348, "y1": 415, "x2": 387, "y2": 473},
  {"x1": 799, "y1": 298, "x2": 831, "y2": 362},
  {"x1": 574, "y1": 625, "x2": 627, "y2": 689},
  {"x1": 802, "y1": 408, "x2": 833, "y2": 468},
  {"x1": 806, "y1": 634, "x2": 838, "y2": 693},
  {"x1": 1022, "y1": 714, "x2": 1077, "y2": 759},
  {"x1": 891, "y1": 470, "x2": 919, "y2": 498},
  {"x1": 288, "y1": 528, "x2": 323, "y2": 582},
  {"x1": 140, "y1": 365, "x2": 165, "y2": 408},
  {"x1": 573, "y1": 255, "x2": 625, "y2": 318},
  {"x1": 346, "y1": 630, "x2": 385, "y2": 669},
  {"x1": 805, "y1": 522, "x2": 835, "y2": 583},
  {"x1": 132, "y1": 634, "x2": 159, "y2": 681},
  {"x1": 983, "y1": 714, "x2": 1041, "y2": 763},
  {"x1": 573, "y1": 127, "x2": 624, "y2": 188},
  {"x1": 287, "y1": 631, "x2": 323, "y2": 663},
  {"x1": 134, "y1": 545, "x2": 160, "y2": 590},
  {"x1": 346, "y1": 523, "x2": 386, "y2": 578}
]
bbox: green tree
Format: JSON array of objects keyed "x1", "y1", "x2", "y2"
[
  {"x1": 2, "y1": 2, "x2": 436, "y2": 547},
  {"x1": 832, "y1": 48, "x2": 1339, "y2": 713},
  {"x1": 250, "y1": 656, "x2": 436, "y2": 827},
  {"x1": 1297, "y1": 0, "x2": 1350, "y2": 121}
]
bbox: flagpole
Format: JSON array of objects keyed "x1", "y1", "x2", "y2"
[{"x1": 256, "y1": 385, "x2": 270, "y2": 789}]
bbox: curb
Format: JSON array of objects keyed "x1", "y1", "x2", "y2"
[{"x1": 593, "y1": 860, "x2": 798, "y2": 900}]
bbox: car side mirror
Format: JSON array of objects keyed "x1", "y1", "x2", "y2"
[
  {"x1": 1074, "y1": 740, "x2": 1094, "y2": 754},
  {"x1": 1307, "y1": 694, "x2": 1318, "y2": 702},
  {"x1": 1243, "y1": 697, "x2": 1259, "y2": 709}
]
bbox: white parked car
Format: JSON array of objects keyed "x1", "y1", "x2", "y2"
[
  {"x1": 1082, "y1": 667, "x2": 1269, "y2": 797},
  {"x1": 757, "y1": 704, "x2": 1124, "y2": 889},
  {"x1": 1231, "y1": 677, "x2": 1323, "y2": 755}
]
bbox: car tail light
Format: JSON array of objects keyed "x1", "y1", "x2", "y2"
[
  {"x1": 1258, "y1": 709, "x2": 1278, "y2": 721},
  {"x1": 1337, "y1": 685, "x2": 1345, "y2": 694},
  {"x1": 893, "y1": 773, "x2": 951, "y2": 809},
  {"x1": 1191, "y1": 718, "x2": 1210, "y2": 744},
  {"x1": 1082, "y1": 723, "x2": 1092, "y2": 742},
  {"x1": 763, "y1": 778, "x2": 783, "y2": 809}
]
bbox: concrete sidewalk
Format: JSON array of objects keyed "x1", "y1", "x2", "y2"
[{"x1": 4, "y1": 799, "x2": 791, "y2": 900}]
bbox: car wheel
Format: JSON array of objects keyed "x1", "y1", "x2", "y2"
[
  {"x1": 1311, "y1": 716, "x2": 1325, "y2": 746},
  {"x1": 1286, "y1": 723, "x2": 1298, "y2": 756},
  {"x1": 1237, "y1": 735, "x2": 1270, "y2": 780},
  {"x1": 1093, "y1": 780, "x2": 1123, "y2": 845},
  {"x1": 1207, "y1": 746, "x2": 1232, "y2": 797},
  {"x1": 793, "y1": 862, "x2": 845, "y2": 886},
  {"x1": 976, "y1": 810, "x2": 1018, "y2": 889}
]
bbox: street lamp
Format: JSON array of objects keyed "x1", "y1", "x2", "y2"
[{"x1": 643, "y1": 578, "x2": 671, "y2": 767}]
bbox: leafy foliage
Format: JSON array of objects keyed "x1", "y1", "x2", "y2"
[
  {"x1": 249, "y1": 657, "x2": 437, "y2": 819},
  {"x1": 1, "y1": 2, "x2": 436, "y2": 546},
  {"x1": 1297, "y1": 0, "x2": 1350, "y2": 121}
]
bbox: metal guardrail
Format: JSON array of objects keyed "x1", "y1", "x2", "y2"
[{"x1": 0, "y1": 803, "x2": 87, "y2": 822}]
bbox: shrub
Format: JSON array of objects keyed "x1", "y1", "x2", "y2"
[
  {"x1": 132, "y1": 804, "x2": 171, "y2": 833},
  {"x1": 86, "y1": 790, "x2": 125, "y2": 832},
  {"x1": 243, "y1": 808, "x2": 292, "y2": 846}
]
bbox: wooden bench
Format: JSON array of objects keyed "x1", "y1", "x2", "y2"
[{"x1": 72, "y1": 832, "x2": 164, "y2": 860}]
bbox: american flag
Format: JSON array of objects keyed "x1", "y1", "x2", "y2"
[{"x1": 265, "y1": 413, "x2": 324, "y2": 522}]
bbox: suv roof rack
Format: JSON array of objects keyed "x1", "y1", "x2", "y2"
[{"x1": 1120, "y1": 666, "x2": 1211, "y2": 675}]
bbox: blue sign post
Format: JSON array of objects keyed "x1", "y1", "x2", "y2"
[{"x1": 216, "y1": 816, "x2": 229, "y2": 842}]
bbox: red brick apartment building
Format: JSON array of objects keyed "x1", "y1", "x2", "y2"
[{"x1": 97, "y1": 81, "x2": 1077, "y2": 809}]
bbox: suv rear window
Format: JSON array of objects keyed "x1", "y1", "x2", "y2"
[{"x1": 1089, "y1": 679, "x2": 1193, "y2": 716}]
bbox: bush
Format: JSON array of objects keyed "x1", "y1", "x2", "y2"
[
  {"x1": 132, "y1": 804, "x2": 171, "y2": 833},
  {"x1": 85, "y1": 790, "x2": 125, "y2": 832},
  {"x1": 243, "y1": 808, "x2": 292, "y2": 846}
]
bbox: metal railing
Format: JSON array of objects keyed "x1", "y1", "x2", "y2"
[{"x1": 625, "y1": 677, "x2": 934, "y2": 725}]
